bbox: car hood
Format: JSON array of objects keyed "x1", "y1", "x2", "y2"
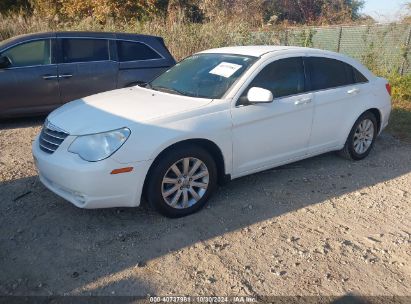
[{"x1": 47, "y1": 86, "x2": 212, "y2": 135}]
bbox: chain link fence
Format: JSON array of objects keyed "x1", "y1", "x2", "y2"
[{"x1": 245, "y1": 23, "x2": 411, "y2": 75}]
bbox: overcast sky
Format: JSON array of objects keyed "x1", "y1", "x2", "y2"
[{"x1": 362, "y1": 0, "x2": 409, "y2": 21}]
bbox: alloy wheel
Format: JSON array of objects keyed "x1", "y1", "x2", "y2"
[
  {"x1": 353, "y1": 118, "x2": 374, "y2": 154},
  {"x1": 161, "y1": 157, "x2": 209, "y2": 209}
]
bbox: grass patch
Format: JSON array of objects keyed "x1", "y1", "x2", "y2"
[
  {"x1": 385, "y1": 74, "x2": 411, "y2": 143},
  {"x1": 386, "y1": 99, "x2": 411, "y2": 143}
]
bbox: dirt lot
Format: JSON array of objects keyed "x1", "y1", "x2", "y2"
[{"x1": 0, "y1": 117, "x2": 410, "y2": 297}]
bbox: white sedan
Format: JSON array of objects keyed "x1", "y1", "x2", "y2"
[{"x1": 32, "y1": 46, "x2": 392, "y2": 217}]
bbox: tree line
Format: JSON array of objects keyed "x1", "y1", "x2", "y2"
[{"x1": 0, "y1": 0, "x2": 368, "y2": 25}]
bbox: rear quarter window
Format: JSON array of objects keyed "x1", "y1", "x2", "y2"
[
  {"x1": 352, "y1": 67, "x2": 368, "y2": 83},
  {"x1": 117, "y1": 40, "x2": 162, "y2": 62}
]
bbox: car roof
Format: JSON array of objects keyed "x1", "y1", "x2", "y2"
[
  {"x1": 198, "y1": 45, "x2": 344, "y2": 58},
  {"x1": 0, "y1": 31, "x2": 162, "y2": 49},
  {"x1": 0, "y1": 32, "x2": 53, "y2": 48},
  {"x1": 198, "y1": 45, "x2": 374, "y2": 80},
  {"x1": 55, "y1": 31, "x2": 161, "y2": 40},
  {"x1": 198, "y1": 45, "x2": 309, "y2": 57}
]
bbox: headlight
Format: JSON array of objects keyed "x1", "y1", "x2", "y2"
[{"x1": 68, "y1": 128, "x2": 131, "y2": 162}]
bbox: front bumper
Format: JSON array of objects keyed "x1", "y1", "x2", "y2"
[{"x1": 32, "y1": 135, "x2": 151, "y2": 209}]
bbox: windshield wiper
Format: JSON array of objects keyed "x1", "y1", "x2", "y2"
[{"x1": 150, "y1": 85, "x2": 188, "y2": 96}]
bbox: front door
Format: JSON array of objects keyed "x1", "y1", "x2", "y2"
[
  {"x1": 0, "y1": 39, "x2": 60, "y2": 116},
  {"x1": 231, "y1": 56, "x2": 314, "y2": 176}
]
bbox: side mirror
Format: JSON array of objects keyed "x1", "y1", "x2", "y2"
[
  {"x1": 247, "y1": 87, "x2": 273, "y2": 104},
  {"x1": 0, "y1": 56, "x2": 11, "y2": 69}
]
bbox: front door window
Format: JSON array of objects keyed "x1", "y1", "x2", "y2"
[{"x1": 2, "y1": 40, "x2": 52, "y2": 67}]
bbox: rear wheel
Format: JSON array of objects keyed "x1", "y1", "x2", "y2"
[
  {"x1": 146, "y1": 145, "x2": 217, "y2": 218},
  {"x1": 338, "y1": 112, "x2": 377, "y2": 160}
]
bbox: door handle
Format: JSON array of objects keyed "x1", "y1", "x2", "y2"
[
  {"x1": 294, "y1": 98, "x2": 312, "y2": 105},
  {"x1": 347, "y1": 88, "x2": 360, "y2": 95},
  {"x1": 42, "y1": 75, "x2": 58, "y2": 80},
  {"x1": 59, "y1": 74, "x2": 73, "y2": 79}
]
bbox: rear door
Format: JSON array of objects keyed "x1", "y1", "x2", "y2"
[
  {"x1": 0, "y1": 38, "x2": 60, "y2": 116},
  {"x1": 305, "y1": 56, "x2": 371, "y2": 153},
  {"x1": 56, "y1": 37, "x2": 118, "y2": 104}
]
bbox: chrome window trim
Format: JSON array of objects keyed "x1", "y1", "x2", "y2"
[
  {"x1": 2, "y1": 60, "x2": 121, "y2": 69},
  {"x1": 235, "y1": 91, "x2": 311, "y2": 108},
  {"x1": 235, "y1": 81, "x2": 369, "y2": 108},
  {"x1": 57, "y1": 36, "x2": 165, "y2": 61},
  {"x1": 0, "y1": 35, "x2": 167, "y2": 67},
  {"x1": 118, "y1": 58, "x2": 165, "y2": 63},
  {"x1": 235, "y1": 81, "x2": 370, "y2": 108},
  {"x1": 58, "y1": 59, "x2": 118, "y2": 65},
  {"x1": 3, "y1": 63, "x2": 57, "y2": 70},
  {"x1": 0, "y1": 37, "x2": 56, "y2": 53},
  {"x1": 303, "y1": 81, "x2": 369, "y2": 94}
]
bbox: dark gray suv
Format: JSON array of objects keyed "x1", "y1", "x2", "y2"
[{"x1": 0, "y1": 31, "x2": 176, "y2": 117}]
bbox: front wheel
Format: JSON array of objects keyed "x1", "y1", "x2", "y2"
[
  {"x1": 146, "y1": 145, "x2": 217, "y2": 218},
  {"x1": 338, "y1": 112, "x2": 377, "y2": 160}
]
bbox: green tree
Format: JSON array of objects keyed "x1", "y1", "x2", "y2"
[
  {"x1": 1, "y1": 0, "x2": 366, "y2": 25},
  {"x1": 262, "y1": 0, "x2": 365, "y2": 25},
  {"x1": 28, "y1": 0, "x2": 159, "y2": 21},
  {"x1": 403, "y1": 2, "x2": 411, "y2": 23}
]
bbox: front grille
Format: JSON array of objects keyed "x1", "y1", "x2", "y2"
[{"x1": 39, "y1": 123, "x2": 69, "y2": 154}]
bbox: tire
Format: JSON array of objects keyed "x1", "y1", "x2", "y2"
[
  {"x1": 338, "y1": 111, "x2": 378, "y2": 160},
  {"x1": 146, "y1": 145, "x2": 217, "y2": 218}
]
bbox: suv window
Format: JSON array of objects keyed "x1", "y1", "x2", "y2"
[
  {"x1": 62, "y1": 39, "x2": 109, "y2": 63},
  {"x1": 117, "y1": 40, "x2": 162, "y2": 61},
  {"x1": 244, "y1": 57, "x2": 305, "y2": 99},
  {"x1": 2, "y1": 39, "x2": 52, "y2": 67}
]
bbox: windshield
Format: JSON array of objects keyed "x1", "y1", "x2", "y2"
[{"x1": 149, "y1": 53, "x2": 257, "y2": 99}]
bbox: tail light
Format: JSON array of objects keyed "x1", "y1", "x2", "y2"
[{"x1": 385, "y1": 83, "x2": 392, "y2": 96}]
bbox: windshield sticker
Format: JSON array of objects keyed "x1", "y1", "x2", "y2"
[{"x1": 209, "y1": 62, "x2": 243, "y2": 78}]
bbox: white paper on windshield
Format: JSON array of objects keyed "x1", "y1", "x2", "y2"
[{"x1": 209, "y1": 62, "x2": 242, "y2": 78}]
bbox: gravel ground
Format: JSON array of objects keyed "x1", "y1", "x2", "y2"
[{"x1": 0, "y1": 117, "x2": 410, "y2": 297}]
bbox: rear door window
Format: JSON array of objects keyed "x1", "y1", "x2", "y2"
[
  {"x1": 117, "y1": 40, "x2": 162, "y2": 62},
  {"x1": 245, "y1": 57, "x2": 306, "y2": 99},
  {"x1": 2, "y1": 39, "x2": 52, "y2": 67},
  {"x1": 61, "y1": 38, "x2": 109, "y2": 63},
  {"x1": 307, "y1": 57, "x2": 356, "y2": 91}
]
